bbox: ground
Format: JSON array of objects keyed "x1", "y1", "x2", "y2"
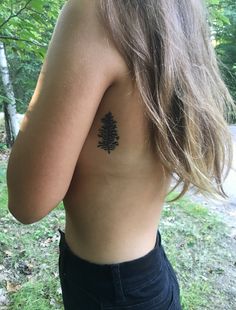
[
  {"x1": 187, "y1": 125, "x2": 236, "y2": 236},
  {"x1": 179, "y1": 125, "x2": 236, "y2": 309},
  {"x1": 0, "y1": 121, "x2": 236, "y2": 309}
]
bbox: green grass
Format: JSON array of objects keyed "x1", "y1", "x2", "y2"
[
  {"x1": 0, "y1": 162, "x2": 235, "y2": 309},
  {"x1": 8, "y1": 279, "x2": 61, "y2": 310},
  {"x1": 160, "y1": 192, "x2": 235, "y2": 309}
]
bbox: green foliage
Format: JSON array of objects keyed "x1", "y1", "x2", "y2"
[
  {"x1": 0, "y1": 0, "x2": 64, "y2": 112},
  {"x1": 0, "y1": 0, "x2": 64, "y2": 58},
  {"x1": 207, "y1": 0, "x2": 236, "y2": 122}
]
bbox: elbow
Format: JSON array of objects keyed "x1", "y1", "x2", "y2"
[
  {"x1": 8, "y1": 206, "x2": 34, "y2": 225},
  {"x1": 8, "y1": 202, "x2": 40, "y2": 225}
]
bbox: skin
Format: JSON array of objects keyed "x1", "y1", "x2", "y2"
[
  {"x1": 63, "y1": 72, "x2": 172, "y2": 264},
  {"x1": 7, "y1": 0, "x2": 171, "y2": 264}
]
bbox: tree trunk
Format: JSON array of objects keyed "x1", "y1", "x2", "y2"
[{"x1": 0, "y1": 41, "x2": 19, "y2": 147}]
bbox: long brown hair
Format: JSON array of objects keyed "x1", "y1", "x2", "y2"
[{"x1": 97, "y1": 0, "x2": 236, "y2": 202}]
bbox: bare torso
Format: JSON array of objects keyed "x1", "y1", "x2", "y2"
[{"x1": 63, "y1": 64, "x2": 171, "y2": 265}]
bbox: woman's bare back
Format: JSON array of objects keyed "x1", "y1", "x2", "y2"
[
  {"x1": 6, "y1": 0, "x2": 171, "y2": 261},
  {"x1": 63, "y1": 68, "x2": 172, "y2": 264}
]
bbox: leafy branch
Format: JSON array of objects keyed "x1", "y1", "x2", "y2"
[
  {"x1": 0, "y1": 0, "x2": 33, "y2": 29},
  {"x1": 0, "y1": 35, "x2": 46, "y2": 48}
]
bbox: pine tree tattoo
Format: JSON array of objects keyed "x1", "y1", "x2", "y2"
[{"x1": 97, "y1": 111, "x2": 120, "y2": 154}]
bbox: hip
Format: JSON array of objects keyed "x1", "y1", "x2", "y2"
[{"x1": 58, "y1": 228, "x2": 182, "y2": 309}]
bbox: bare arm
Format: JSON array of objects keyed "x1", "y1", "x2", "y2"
[{"x1": 6, "y1": 0, "x2": 122, "y2": 224}]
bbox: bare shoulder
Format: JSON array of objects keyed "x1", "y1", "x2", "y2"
[{"x1": 63, "y1": 0, "x2": 128, "y2": 81}]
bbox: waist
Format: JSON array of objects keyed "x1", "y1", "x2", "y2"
[
  {"x1": 64, "y1": 216, "x2": 161, "y2": 264},
  {"x1": 58, "y1": 228, "x2": 165, "y2": 287},
  {"x1": 58, "y1": 227, "x2": 178, "y2": 308},
  {"x1": 62, "y1": 182, "x2": 165, "y2": 263}
]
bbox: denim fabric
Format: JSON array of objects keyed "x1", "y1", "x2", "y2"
[{"x1": 58, "y1": 228, "x2": 182, "y2": 310}]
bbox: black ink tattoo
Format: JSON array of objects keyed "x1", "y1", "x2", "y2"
[{"x1": 97, "y1": 111, "x2": 120, "y2": 154}]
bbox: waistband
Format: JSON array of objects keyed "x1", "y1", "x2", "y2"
[{"x1": 58, "y1": 228, "x2": 165, "y2": 293}]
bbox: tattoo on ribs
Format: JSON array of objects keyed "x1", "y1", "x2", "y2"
[{"x1": 97, "y1": 111, "x2": 120, "y2": 154}]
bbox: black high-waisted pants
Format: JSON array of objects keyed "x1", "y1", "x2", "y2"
[{"x1": 58, "y1": 228, "x2": 182, "y2": 310}]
